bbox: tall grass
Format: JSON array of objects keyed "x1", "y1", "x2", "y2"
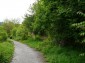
[
  {"x1": 22, "y1": 38, "x2": 85, "y2": 63},
  {"x1": 0, "y1": 40, "x2": 14, "y2": 63}
]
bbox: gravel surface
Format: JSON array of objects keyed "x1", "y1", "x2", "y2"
[{"x1": 11, "y1": 41, "x2": 45, "y2": 63}]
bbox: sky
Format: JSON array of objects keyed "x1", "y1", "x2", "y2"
[{"x1": 0, "y1": 0, "x2": 36, "y2": 23}]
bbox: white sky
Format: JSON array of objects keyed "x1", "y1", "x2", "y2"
[{"x1": 0, "y1": 0, "x2": 36, "y2": 23}]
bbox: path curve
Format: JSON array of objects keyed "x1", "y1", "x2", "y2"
[{"x1": 11, "y1": 41, "x2": 45, "y2": 63}]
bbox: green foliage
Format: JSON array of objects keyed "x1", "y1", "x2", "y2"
[
  {"x1": 2, "y1": 19, "x2": 20, "y2": 37},
  {"x1": 16, "y1": 25, "x2": 28, "y2": 40},
  {"x1": 23, "y1": 15, "x2": 34, "y2": 32},
  {"x1": 22, "y1": 38, "x2": 85, "y2": 63},
  {"x1": 0, "y1": 40, "x2": 14, "y2": 63},
  {"x1": 0, "y1": 32, "x2": 7, "y2": 42},
  {"x1": 32, "y1": 1, "x2": 47, "y2": 36},
  {"x1": 3, "y1": 19, "x2": 15, "y2": 37},
  {"x1": 11, "y1": 27, "x2": 17, "y2": 39},
  {"x1": 0, "y1": 26, "x2": 7, "y2": 42},
  {"x1": 22, "y1": 0, "x2": 85, "y2": 46},
  {"x1": 72, "y1": 21, "x2": 85, "y2": 43},
  {"x1": 10, "y1": 0, "x2": 85, "y2": 63},
  {"x1": 43, "y1": 0, "x2": 85, "y2": 44},
  {"x1": 23, "y1": 1, "x2": 47, "y2": 36}
]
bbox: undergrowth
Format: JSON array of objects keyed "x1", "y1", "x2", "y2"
[
  {"x1": 0, "y1": 40, "x2": 14, "y2": 63},
  {"x1": 22, "y1": 38, "x2": 85, "y2": 63}
]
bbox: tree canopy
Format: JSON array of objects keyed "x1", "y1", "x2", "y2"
[{"x1": 23, "y1": 0, "x2": 85, "y2": 46}]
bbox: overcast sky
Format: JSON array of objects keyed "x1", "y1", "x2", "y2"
[{"x1": 0, "y1": 0, "x2": 36, "y2": 23}]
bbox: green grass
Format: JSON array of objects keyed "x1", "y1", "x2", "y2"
[
  {"x1": 0, "y1": 40, "x2": 14, "y2": 63},
  {"x1": 22, "y1": 38, "x2": 85, "y2": 63}
]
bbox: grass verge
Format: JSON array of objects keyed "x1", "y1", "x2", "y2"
[
  {"x1": 21, "y1": 38, "x2": 85, "y2": 63},
  {"x1": 0, "y1": 40, "x2": 14, "y2": 63}
]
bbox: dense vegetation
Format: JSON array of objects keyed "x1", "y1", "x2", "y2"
[
  {"x1": 0, "y1": 40, "x2": 14, "y2": 63},
  {"x1": 0, "y1": 26, "x2": 14, "y2": 63},
  {"x1": 9, "y1": 0, "x2": 85, "y2": 63},
  {"x1": 0, "y1": 0, "x2": 84, "y2": 63},
  {"x1": 0, "y1": 19, "x2": 17, "y2": 63},
  {"x1": 22, "y1": 0, "x2": 85, "y2": 46},
  {"x1": 22, "y1": 38, "x2": 85, "y2": 63},
  {"x1": 0, "y1": 26, "x2": 7, "y2": 41}
]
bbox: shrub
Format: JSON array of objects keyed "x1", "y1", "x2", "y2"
[
  {"x1": 0, "y1": 32, "x2": 7, "y2": 42},
  {"x1": 0, "y1": 41, "x2": 14, "y2": 63},
  {"x1": 16, "y1": 25, "x2": 28, "y2": 40}
]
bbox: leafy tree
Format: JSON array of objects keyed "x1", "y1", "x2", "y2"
[
  {"x1": 2, "y1": 19, "x2": 20, "y2": 37},
  {"x1": 11, "y1": 27, "x2": 17, "y2": 39},
  {"x1": 16, "y1": 25, "x2": 28, "y2": 40},
  {"x1": 32, "y1": 0, "x2": 85, "y2": 45},
  {"x1": 23, "y1": 0, "x2": 85, "y2": 46},
  {"x1": 23, "y1": 15, "x2": 34, "y2": 33}
]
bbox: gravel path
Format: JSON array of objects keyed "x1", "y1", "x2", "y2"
[{"x1": 11, "y1": 41, "x2": 45, "y2": 63}]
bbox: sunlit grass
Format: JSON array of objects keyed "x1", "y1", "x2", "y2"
[
  {"x1": 22, "y1": 38, "x2": 85, "y2": 63},
  {"x1": 0, "y1": 40, "x2": 14, "y2": 63}
]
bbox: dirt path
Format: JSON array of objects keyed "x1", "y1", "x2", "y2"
[{"x1": 11, "y1": 41, "x2": 45, "y2": 63}]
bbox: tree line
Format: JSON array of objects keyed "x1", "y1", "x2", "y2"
[
  {"x1": 0, "y1": 0, "x2": 85, "y2": 47},
  {"x1": 22, "y1": 0, "x2": 85, "y2": 46}
]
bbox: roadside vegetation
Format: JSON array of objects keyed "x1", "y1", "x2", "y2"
[
  {"x1": 10, "y1": 0, "x2": 85, "y2": 63},
  {"x1": 21, "y1": 38, "x2": 85, "y2": 63},
  {"x1": 0, "y1": 0, "x2": 85, "y2": 63},
  {"x1": 0, "y1": 40, "x2": 14, "y2": 63},
  {"x1": 0, "y1": 19, "x2": 18, "y2": 63}
]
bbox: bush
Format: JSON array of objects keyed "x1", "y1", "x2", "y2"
[
  {"x1": 0, "y1": 32, "x2": 7, "y2": 42},
  {"x1": 0, "y1": 41, "x2": 14, "y2": 63},
  {"x1": 16, "y1": 25, "x2": 28, "y2": 40},
  {"x1": 11, "y1": 28, "x2": 17, "y2": 39}
]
